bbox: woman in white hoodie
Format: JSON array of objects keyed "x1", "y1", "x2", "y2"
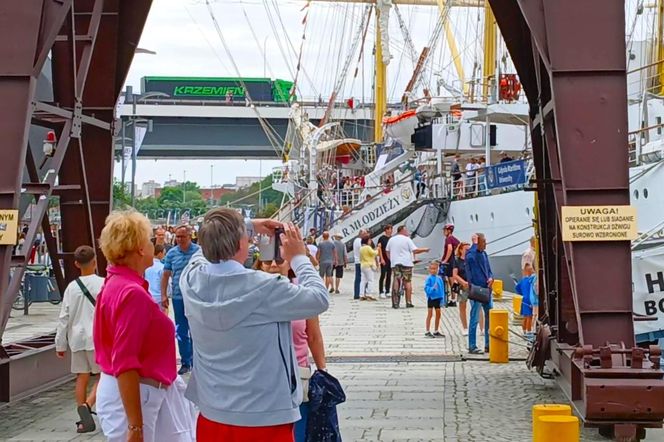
[{"x1": 180, "y1": 208, "x2": 330, "y2": 441}]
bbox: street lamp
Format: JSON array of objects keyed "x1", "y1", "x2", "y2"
[
  {"x1": 183, "y1": 170, "x2": 187, "y2": 205},
  {"x1": 210, "y1": 164, "x2": 214, "y2": 205}
]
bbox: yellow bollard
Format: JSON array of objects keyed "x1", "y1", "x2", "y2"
[
  {"x1": 532, "y1": 404, "x2": 572, "y2": 441},
  {"x1": 513, "y1": 294, "x2": 523, "y2": 317},
  {"x1": 489, "y1": 309, "x2": 509, "y2": 363},
  {"x1": 493, "y1": 279, "x2": 504, "y2": 299},
  {"x1": 537, "y1": 415, "x2": 579, "y2": 442}
]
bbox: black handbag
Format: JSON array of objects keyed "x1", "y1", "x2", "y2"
[{"x1": 468, "y1": 284, "x2": 491, "y2": 304}]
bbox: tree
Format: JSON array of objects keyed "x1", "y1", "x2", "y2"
[
  {"x1": 134, "y1": 196, "x2": 160, "y2": 213},
  {"x1": 218, "y1": 175, "x2": 283, "y2": 210},
  {"x1": 257, "y1": 203, "x2": 279, "y2": 218},
  {"x1": 113, "y1": 180, "x2": 131, "y2": 209}
]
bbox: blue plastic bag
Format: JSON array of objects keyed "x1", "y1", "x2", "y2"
[{"x1": 306, "y1": 370, "x2": 346, "y2": 442}]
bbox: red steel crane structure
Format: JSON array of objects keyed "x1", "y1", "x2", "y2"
[
  {"x1": 0, "y1": 1, "x2": 662, "y2": 439},
  {"x1": 488, "y1": 0, "x2": 664, "y2": 440},
  {"x1": 0, "y1": 0, "x2": 152, "y2": 401}
]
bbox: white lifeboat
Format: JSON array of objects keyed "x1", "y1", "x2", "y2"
[{"x1": 383, "y1": 110, "x2": 418, "y2": 147}]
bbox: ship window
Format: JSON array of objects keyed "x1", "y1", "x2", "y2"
[
  {"x1": 634, "y1": 189, "x2": 639, "y2": 200},
  {"x1": 469, "y1": 214, "x2": 474, "y2": 223},
  {"x1": 658, "y1": 118, "x2": 662, "y2": 135},
  {"x1": 491, "y1": 212, "x2": 495, "y2": 222},
  {"x1": 644, "y1": 188, "x2": 649, "y2": 199},
  {"x1": 526, "y1": 207, "x2": 530, "y2": 216},
  {"x1": 451, "y1": 216, "x2": 455, "y2": 224},
  {"x1": 475, "y1": 214, "x2": 479, "y2": 222}
]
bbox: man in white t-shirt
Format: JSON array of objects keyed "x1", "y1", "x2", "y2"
[
  {"x1": 386, "y1": 225, "x2": 430, "y2": 308},
  {"x1": 353, "y1": 229, "x2": 369, "y2": 299},
  {"x1": 465, "y1": 158, "x2": 479, "y2": 196}
]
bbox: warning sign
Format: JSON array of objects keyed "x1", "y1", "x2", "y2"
[
  {"x1": 561, "y1": 206, "x2": 637, "y2": 242},
  {"x1": 0, "y1": 210, "x2": 19, "y2": 245}
]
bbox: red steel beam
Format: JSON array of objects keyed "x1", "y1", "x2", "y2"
[
  {"x1": 0, "y1": 0, "x2": 153, "y2": 347},
  {"x1": 489, "y1": 0, "x2": 664, "y2": 438}
]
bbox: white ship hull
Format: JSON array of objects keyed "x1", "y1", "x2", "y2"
[{"x1": 408, "y1": 161, "x2": 664, "y2": 290}]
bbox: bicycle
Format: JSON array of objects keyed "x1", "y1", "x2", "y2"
[{"x1": 391, "y1": 260, "x2": 420, "y2": 309}]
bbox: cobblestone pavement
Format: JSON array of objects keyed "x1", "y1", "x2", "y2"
[{"x1": 2, "y1": 270, "x2": 663, "y2": 441}]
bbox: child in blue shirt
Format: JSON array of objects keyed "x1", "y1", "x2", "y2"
[
  {"x1": 515, "y1": 263, "x2": 537, "y2": 334},
  {"x1": 424, "y1": 261, "x2": 446, "y2": 338}
]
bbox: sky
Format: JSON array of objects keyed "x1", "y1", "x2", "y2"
[{"x1": 115, "y1": 0, "x2": 650, "y2": 189}]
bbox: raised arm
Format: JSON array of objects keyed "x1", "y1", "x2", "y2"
[{"x1": 251, "y1": 225, "x2": 329, "y2": 324}]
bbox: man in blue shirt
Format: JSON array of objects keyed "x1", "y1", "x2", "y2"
[
  {"x1": 161, "y1": 225, "x2": 200, "y2": 374},
  {"x1": 145, "y1": 244, "x2": 165, "y2": 308},
  {"x1": 465, "y1": 233, "x2": 494, "y2": 354}
]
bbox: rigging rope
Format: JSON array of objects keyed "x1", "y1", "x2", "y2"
[{"x1": 204, "y1": 0, "x2": 285, "y2": 156}]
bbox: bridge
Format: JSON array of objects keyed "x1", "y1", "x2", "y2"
[{"x1": 116, "y1": 100, "x2": 375, "y2": 159}]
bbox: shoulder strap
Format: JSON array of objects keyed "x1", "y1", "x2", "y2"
[{"x1": 75, "y1": 278, "x2": 96, "y2": 307}]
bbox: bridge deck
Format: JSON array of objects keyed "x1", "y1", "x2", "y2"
[{"x1": 3, "y1": 272, "x2": 655, "y2": 440}]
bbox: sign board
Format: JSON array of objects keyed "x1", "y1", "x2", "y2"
[
  {"x1": 561, "y1": 206, "x2": 637, "y2": 241},
  {"x1": 633, "y1": 246, "x2": 664, "y2": 341},
  {"x1": 486, "y1": 159, "x2": 528, "y2": 189},
  {"x1": 332, "y1": 183, "x2": 416, "y2": 245},
  {"x1": 141, "y1": 77, "x2": 293, "y2": 102},
  {"x1": 0, "y1": 210, "x2": 19, "y2": 245}
]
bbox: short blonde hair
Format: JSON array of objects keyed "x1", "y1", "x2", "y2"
[{"x1": 99, "y1": 211, "x2": 152, "y2": 265}]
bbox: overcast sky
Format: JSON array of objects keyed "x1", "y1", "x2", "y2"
[
  {"x1": 115, "y1": 0, "x2": 649, "y2": 189},
  {"x1": 115, "y1": 0, "x2": 483, "y2": 189}
]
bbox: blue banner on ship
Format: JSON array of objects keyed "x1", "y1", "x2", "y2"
[{"x1": 486, "y1": 160, "x2": 528, "y2": 189}]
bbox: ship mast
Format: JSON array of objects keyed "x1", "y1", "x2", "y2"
[
  {"x1": 482, "y1": 1, "x2": 496, "y2": 102},
  {"x1": 658, "y1": 0, "x2": 664, "y2": 94},
  {"x1": 375, "y1": 6, "x2": 387, "y2": 142},
  {"x1": 309, "y1": 0, "x2": 487, "y2": 140}
]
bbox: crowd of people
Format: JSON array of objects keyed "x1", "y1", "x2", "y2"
[
  {"x1": 51, "y1": 202, "x2": 538, "y2": 441},
  {"x1": 53, "y1": 209, "x2": 344, "y2": 442}
]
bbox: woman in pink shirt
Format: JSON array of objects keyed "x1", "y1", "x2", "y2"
[
  {"x1": 94, "y1": 211, "x2": 194, "y2": 442},
  {"x1": 260, "y1": 258, "x2": 327, "y2": 442}
]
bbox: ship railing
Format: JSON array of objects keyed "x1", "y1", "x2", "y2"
[
  {"x1": 445, "y1": 159, "x2": 535, "y2": 201},
  {"x1": 313, "y1": 169, "x2": 454, "y2": 234}
]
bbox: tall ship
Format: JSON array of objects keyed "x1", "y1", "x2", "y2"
[{"x1": 267, "y1": 0, "x2": 664, "y2": 343}]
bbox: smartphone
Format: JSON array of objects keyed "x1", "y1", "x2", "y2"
[{"x1": 258, "y1": 227, "x2": 285, "y2": 264}]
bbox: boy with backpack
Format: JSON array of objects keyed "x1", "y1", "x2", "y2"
[
  {"x1": 55, "y1": 245, "x2": 104, "y2": 434},
  {"x1": 424, "y1": 260, "x2": 446, "y2": 337}
]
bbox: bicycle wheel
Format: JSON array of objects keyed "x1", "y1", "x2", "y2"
[
  {"x1": 391, "y1": 278, "x2": 402, "y2": 309},
  {"x1": 12, "y1": 290, "x2": 31, "y2": 311}
]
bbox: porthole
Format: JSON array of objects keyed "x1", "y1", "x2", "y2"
[
  {"x1": 475, "y1": 214, "x2": 479, "y2": 222},
  {"x1": 644, "y1": 188, "x2": 649, "y2": 199},
  {"x1": 526, "y1": 207, "x2": 530, "y2": 216},
  {"x1": 490, "y1": 212, "x2": 495, "y2": 222},
  {"x1": 634, "y1": 189, "x2": 639, "y2": 200},
  {"x1": 469, "y1": 214, "x2": 474, "y2": 223}
]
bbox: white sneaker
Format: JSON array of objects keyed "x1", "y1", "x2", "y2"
[
  {"x1": 379, "y1": 293, "x2": 385, "y2": 299},
  {"x1": 462, "y1": 329, "x2": 468, "y2": 336}
]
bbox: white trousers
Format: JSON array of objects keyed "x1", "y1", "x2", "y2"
[
  {"x1": 96, "y1": 373, "x2": 197, "y2": 442},
  {"x1": 360, "y1": 267, "x2": 375, "y2": 295}
]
